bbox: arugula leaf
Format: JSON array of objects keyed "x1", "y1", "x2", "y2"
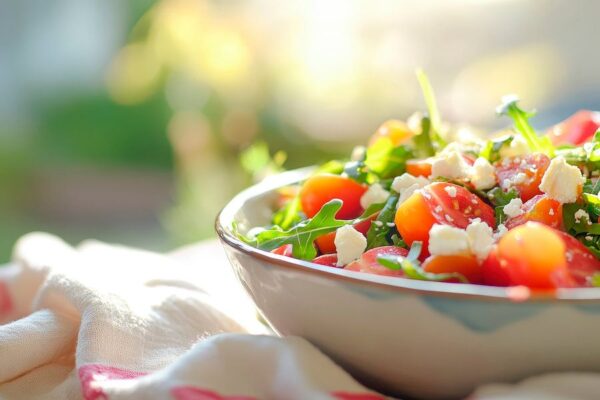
[
  {"x1": 480, "y1": 136, "x2": 514, "y2": 163},
  {"x1": 584, "y1": 178, "x2": 600, "y2": 195},
  {"x1": 343, "y1": 160, "x2": 369, "y2": 184},
  {"x1": 415, "y1": 69, "x2": 446, "y2": 148},
  {"x1": 366, "y1": 193, "x2": 399, "y2": 249},
  {"x1": 486, "y1": 187, "x2": 519, "y2": 207},
  {"x1": 411, "y1": 115, "x2": 436, "y2": 158},
  {"x1": 272, "y1": 194, "x2": 303, "y2": 230},
  {"x1": 242, "y1": 200, "x2": 383, "y2": 260},
  {"x1": 496, "y1": 95, "x2": 554, "y2": 156},
  {"x1": 377, "y1": 241, "x2": 469, "y2": 283},
  {"x1": 583, "y1": 192, "x2": 600, "y2": 218},
  {"x1": 364, "y1": 139, "x2": 413, "y2": 179},
  {"x1": 390, "y1": 233, "x2": 407, "y2": 248},
  {"x1": 317, "y1": 160, "x2": 345, "y2": 175},
  {"x1": 243, "y1": 200, "x2": 347, "y2": 260}
]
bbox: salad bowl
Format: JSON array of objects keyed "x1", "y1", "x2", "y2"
[{"x1": 216, "y1": 168, "x2": 600, "y2": 400}]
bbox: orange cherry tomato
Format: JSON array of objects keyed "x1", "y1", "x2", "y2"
[
  {"x1": 395, "y1": 182, "x2": 495, "y2": 255},
  {"x1": 368, "y1": 120, "x2": 414, "y2": 147},
  {"x1": 345, "y1": 246, "x2": 408, "y2": 277},
  {"x1": 496, "y1": 153, "x2": 550, "y2": 202},
  {"x1": 505, "y1": 194, "x2": 563, "y2": 230},
  {"x1": 547, "y1": 110, "x2": 600, "y2": 146},
  {"x1": 406, "y1": 159, "x2": 433, "y2": 177},
  {"x1": 422, "y1": 254, "x2": 482, "y2": 284},
  {"x1": 271, "y1": 244, "x2": 293, "y2": 257},
  {"x1": 496, "y1": 222, "x2": 569, "y2": 289},
  {"x1": 312, "y1": 254, "x2": 339, "y2": 267},
  {"x1": 300, "y1": 174, "x2": 367, "y2": 220},
  {"x1": 315, "y1": 215, "x2": 375, "y2": 254}
]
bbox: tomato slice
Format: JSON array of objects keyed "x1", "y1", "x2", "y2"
[
  {"x1": 345, "y1": 246, "x2": 408, "y2": 277},
  {"x1": 496, "y1": 153, "x2": 550, "y2": 202},
  {"x1": 505, "y1": 194, "x2": 563, "y2": 230},
  {"x1": 395, "y1": 182, "x2": 495, "y2": 256},
  {"x1": 300, "y1": 174, "x2": 367, "y2": 220},
  {"x1": 315, "y1": 216, "x2": 375, "y2": 254},
  {"x1": 548, "y1": 110, "x2": 600, "y2": 146},
  {"x1": 368, "y1": 120, "x2": 415, "y2": 147},
  {"x1": 556, "y1": 231, "x2": 600, "y2": 287},
  {"x1": 312, "y1": 254, "x2": 339, "y2": 267},
  {"x1": 422, "y1": 254, "x2": 482, "y2": 284},
  {"x1": 271, "y1": 244, "x2": 293, "y2": 257}
]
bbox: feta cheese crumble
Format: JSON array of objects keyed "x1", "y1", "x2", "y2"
[
  {"x1": 495, "y1": 224, "x2": 508, "y2": 240},
  {"x1": 428, "y1": 224, "x2": 470, "y2": 256},
  {"x1": 392, "y1": 173, "x2": 429, "y2": 207},
  {"x1": 430, "y1": 151, "x2": 469, "y2": 180},
  {"x1": 360, "y1": 183, "x2": 390, "y2": 209},
  {"x1": 574, "y1": 209, "x2": 592, "y2": 225},
  {"x1": 444, "y1": 185, "x2": 458, "y2": 197},
  {"x1": 469, "y1": 157, "x2": 496, "y2": 190},
  {"x1": 500, "y1": 134, "x2": 529, "y2": 158},
  {"x1": 503, "y1": 198, "x2": 524, "y2": 218},
  {"x1": 466, "y1": 218, "x2": 495, "y2": 262},
  {"x1": 334, "y1": 225, "x2": 367, "y2": 266},
  {"x1": 539, "y1": 156, "x2": 585, "y2": 203}
]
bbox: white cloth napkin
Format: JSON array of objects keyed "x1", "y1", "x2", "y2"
[{"x1": 1, "y1": 232, "x2": 599, "y2": 400}]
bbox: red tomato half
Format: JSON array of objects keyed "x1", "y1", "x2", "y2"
[
  {"x1": 496, "y1": 153, "x2": 550, "y2": 202},
  {"x1": 556, "y1": 231, "x2": 600, "y2": 287},
  {"x1": 481, "y1": 247, "x2": 512, "y2": 287},
  {"x1": 271, "y1": 244, "x2": 293, "y2": 257},
  {"x1": 300, "y1": 174, "x2": 367, "y2": 220},
  {"x1": 312, "y1": 254, "x2": 339, "y2": 267},
  {"x1": 505, "y1": 194, "x2": 563, "y2": 230},
  {"x1": 345, "y1": 246, "x2": 408, "y2": 277},
  {"x1": 395, "y1": 182, "x2": 495, "y2": 255},
  {"x1": 548, "y1": 110, "x2": 600, "y2": 146}
]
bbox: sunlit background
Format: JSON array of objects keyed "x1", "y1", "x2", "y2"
[{"x1": 1, "y1": 0, "x2": 600, "y2": 261}]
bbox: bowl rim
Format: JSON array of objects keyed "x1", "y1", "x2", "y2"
[{"x1": 215, "y1": 167, "x2": 600, "y2": 303}]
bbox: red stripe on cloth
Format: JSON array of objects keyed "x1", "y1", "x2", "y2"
[
  {"x1": 331, "y1": 392, "x2": 387, "y2": 400},
  {"x1": 0, "y1": 281, "x2": 12, "y2": 314},
  {"x1": 79, "y1": 364, "x2": 147, "y2": 400},
  {"x1": 171, "y1": 387, "x2": 256, "y2": 400}
]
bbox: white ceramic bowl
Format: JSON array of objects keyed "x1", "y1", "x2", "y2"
[{"x1": 216, "y1": 168, "x2": 600, "y2": 400}]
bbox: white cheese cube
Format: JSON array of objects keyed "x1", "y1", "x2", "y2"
[
  {"x1": 335, "y1": 225, "x2": 367, "y2": 266},
  {"x1": 360, "y1": 183, "x2": 390, "y2": 209},
  {"x1": 428, "y1": 224, "x2": 470, "y2": 256},
  {"x1": 539, "y1": 156, "x2": 585, "y2": 203}
]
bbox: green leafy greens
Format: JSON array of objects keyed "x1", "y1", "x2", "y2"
[
  {"x1": 496, "y1": 95, "x2": 554, "y2": 156},
  {"x1": 366, "y1": 193, "x2": 399, "y2": 249},
  {"x1": 242, "y1": 200, "x2": 382, "y2": 260},
  {"x1": 416, "y1": 69, "x2": 446, "y2": 149}
]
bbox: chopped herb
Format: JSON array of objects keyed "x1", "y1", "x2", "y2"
[{"x1": 486, "y1": 187, "x2": 519, "y2": 207}]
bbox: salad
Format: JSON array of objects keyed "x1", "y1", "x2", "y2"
[{"x1": 236, "y1": 73, "x2": 600, "y2": 290}]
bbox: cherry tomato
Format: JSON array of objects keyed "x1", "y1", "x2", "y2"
[
  {"x1": 395, "y1": 182, "x2": 495, "y2": 255},
  {"x1": 496, "y1": 153, "x2": 550, "y2": 202},
  {"x1": 312, "y1": 254, "x2": 339, "y2": 267},
  {"x1": 548, "y1": 110, "x2": 600, "y2": 146},
  {"x1": 422, "y1": 254, "x2": 482, "y2": 284},
  {"x1": 271, "y1": 244, "x2": 293, "y2": 257},
  {"x1": 368, "y1": 120, "x2": 414, "y2": 147},
  {"x1": 505, "y1": 194, "x2": 563, "y2": 230},
  {"x1": 556, "y1": 231, "x2": 600, "y2": 287},
  {"x1": 481, "y1": 247, "x2": 512, "y2": 287},
  {"x1": 496, "y1": 222, "x2": 570, "y2": 289},
  {"x1": 315, "y1": 216, "x2": 375, "y2": 254},
  {"x1": 345, "y1": 246, "x2": 408, "y2": 277},
  {"x1": 406, "y1": 158, "x2": 434, "y2": 177},
  {"x1": 300, "y1": 174, "x2": 367, "y2": 220}
]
